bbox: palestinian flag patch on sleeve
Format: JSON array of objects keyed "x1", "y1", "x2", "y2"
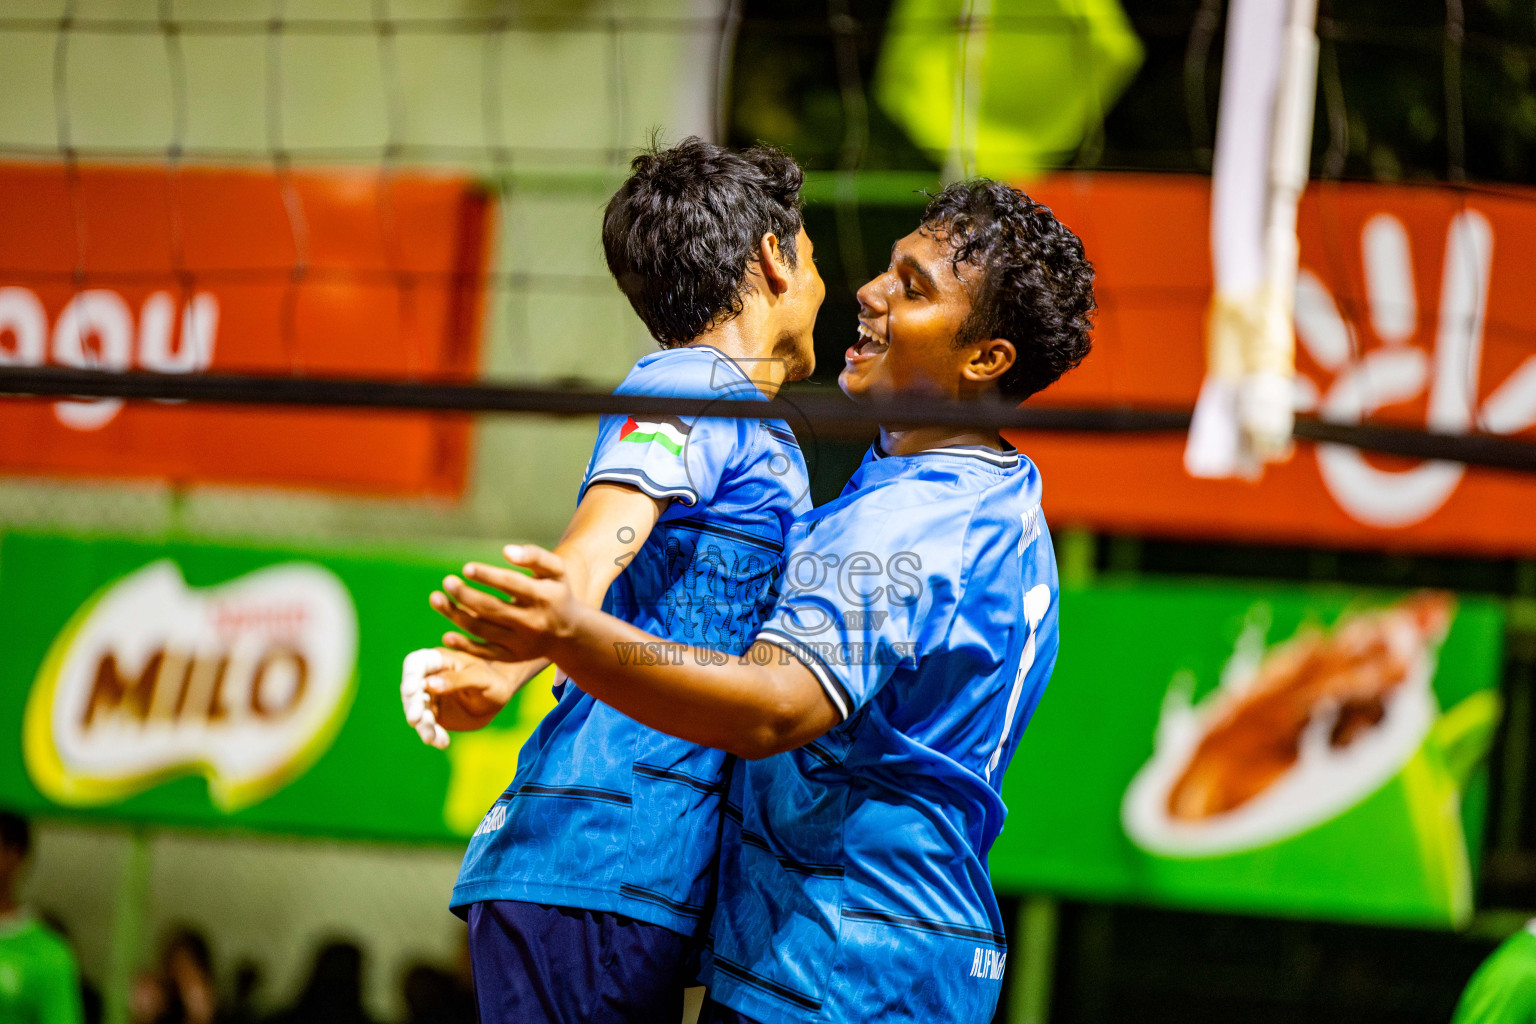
[{"x1": 619, "y1": 415, "x2": 690, "y2": 455}]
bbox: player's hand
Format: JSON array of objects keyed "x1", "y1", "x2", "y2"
[
  {"x1": 431, "y1": 545, "x2": 583, "y2": 662},
  {"x1": 401, "y1": 648, "x2": 545, "y2": 748},
  {"x1": 401, "y1": 649, "x2": 452, "y2": 748},
  {"x1": 429, "y1": 577, "x2": 525, "y2": 663}
]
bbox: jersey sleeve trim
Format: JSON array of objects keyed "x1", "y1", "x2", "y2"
[
  {"x1": 583, "y1": 468, "x2": 699, "y2": 506},
  {"x1": 757, "y1": 627, "x2": 853, "y2": 722}
]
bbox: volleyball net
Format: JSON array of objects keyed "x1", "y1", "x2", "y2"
[{"x1": 0, "y1": 1, "x2": 1534, "y2": 527}]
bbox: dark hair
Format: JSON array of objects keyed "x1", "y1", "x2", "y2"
[
  {"x1": 0, "y1": 810, "x2": 29, "y2": 857},
  {"x1": 920, "y1": 180, "x2": 1095, "y2": 399},
  {"x1": 163, "y1": 926, "x2": 214, "y2": 975},
  {"x1": 603, "y1": 137, "x2": 804, "y2": 347},
  {"x1": 295, "y1": 940, "x2": 367, "y2": 1020}
]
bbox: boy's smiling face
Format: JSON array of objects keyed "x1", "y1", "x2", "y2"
[{"x1": 842, "y1": 227, "x2": 1009, "y2": 402}]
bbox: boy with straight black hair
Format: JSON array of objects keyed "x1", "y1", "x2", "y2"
[
  {"x1": 404, "y1": 137, "x2": 825, "y2": 1023},
  {"x1": 440, "y1": 178, "x2": 1094, "y2": 1023},
  {"x1": 0, "y1": 810, "x2": 84, "y2": 1024}
]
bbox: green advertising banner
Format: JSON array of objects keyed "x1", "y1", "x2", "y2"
[
  {"x1": 0, "y1": 530, "x2": 555, "y2": 844},
  {"x1": 994, "y1": 583, "x2": 1504, "y2": 929},
  {"x1": 0, "y1": 532, "x2": 1507, "y2": 928}
]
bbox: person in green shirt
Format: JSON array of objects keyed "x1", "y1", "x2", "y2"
[
  {"x1": 0, "y1": 811, "x2": 83, "y2": 1024},
  {"x1": 1454, "y1": 921, "x2": 1536, "y2": 1024}
]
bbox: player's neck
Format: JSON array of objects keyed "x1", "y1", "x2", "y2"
[
  {"x1": 0, "y1": 884, "x2": 16, "y2": 917},
  {"x1": 688, "y1": 315, "x2": 791, "y2": 399},
  {"x1": 879, "y1": 425, "x2": 1007, "y2": 456}
]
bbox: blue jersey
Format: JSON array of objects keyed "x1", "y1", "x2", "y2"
[
  {"x1": 706, "y1": 442, "x2": 1058, "y2": 1024},
  {"x1": 452, "y1": 345, "x2": 810, "y2": 936}
]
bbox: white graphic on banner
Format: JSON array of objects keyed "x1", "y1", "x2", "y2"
[
  {"x1": 1295, "y1": 210, "x2": 1536, "y2": 528},
  {"x1": 0, "y1": 285, "x2": 218, "y2": 431}
]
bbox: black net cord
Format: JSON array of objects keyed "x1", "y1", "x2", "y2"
[{"x1": 5, "y1": 365, "x2": 1536, "y2": 471}]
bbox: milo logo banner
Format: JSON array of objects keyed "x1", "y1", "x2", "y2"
[
  {"x1": 992, "y1": 584, "x2": 1504, "y2": 928},
  {"x1": 0, "y1": 532, "x2": 555, "y2": 842},
  {"x1": 0, "y1": 534, "x2": 1507, "y2": 926}
]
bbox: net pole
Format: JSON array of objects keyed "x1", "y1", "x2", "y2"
[
  {"x1": 1185, "y1": 0, "x2": 1319, "y2": 479},
  {"x1": 1247, "y1": 0, "x2": 1320, "y2": 458},
  {"x1": 1007, "y1": 895, "x2": 1059, "y2": 1024},
  {"x1": 1184, "y1": 0, "x2": 1286, "y2": 480},
  {"x1": 102, "y1": 829, "x2": 153, "y2": 1024}
]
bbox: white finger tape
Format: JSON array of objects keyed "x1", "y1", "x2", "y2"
[{"x1": 401, "y1": 648, "x2": 450, "y2": 748}]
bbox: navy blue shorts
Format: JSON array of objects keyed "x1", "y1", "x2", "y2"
[{"x1": 467, "y1": 900, "x2": 692, "y2": 1024}]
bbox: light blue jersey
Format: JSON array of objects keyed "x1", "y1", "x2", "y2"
[
  {"x1": 706, "y1": 442, "x2": 1058, "y2": 1024},
  {"x1": 451, "y1": 345, "x2": 810, "y2": 936}
]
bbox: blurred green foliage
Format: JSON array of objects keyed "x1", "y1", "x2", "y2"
[{"x1": 730, "y1": 0, "x2": 1536, "y2": 186}]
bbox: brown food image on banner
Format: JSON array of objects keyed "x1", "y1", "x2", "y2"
[{"x1": 1167, "y1": 592, "x2": 1454, "y2": 821}]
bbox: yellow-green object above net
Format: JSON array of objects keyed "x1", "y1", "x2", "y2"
[{"x1": 875, "y1": 0, "x2": 1144, "y2": 180}]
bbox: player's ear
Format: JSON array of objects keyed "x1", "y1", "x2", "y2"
[
  {"x1": 758, "y1": 233, "x2": 791, "y2": 296},
  {"x1": 962, "y1": 337, "x2": 1016, "y2": 387}
]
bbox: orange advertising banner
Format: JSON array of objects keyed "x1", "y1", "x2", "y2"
[
  {"x1": 0, "y1": 163, "x2": 491, "y2": 495},
  {"x1": 1016, "y1": 174, "x2": 1536, "y2": 557}
]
